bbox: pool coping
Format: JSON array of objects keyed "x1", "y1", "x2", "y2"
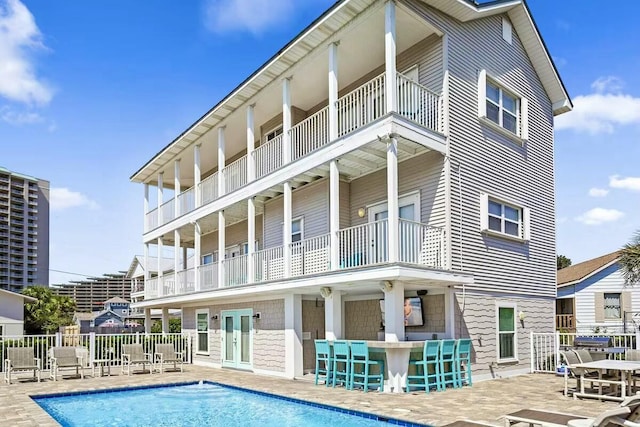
[{"x1": 31, "y1": 380, "x2": 432, "y2": 427}]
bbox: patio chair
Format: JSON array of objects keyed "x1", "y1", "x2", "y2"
[
  {"x1": 122, "y1": 344, "x2": 153, "y2": 376},
  {"x1": 331, "y1": 340, "x2": 350, "y2": 388},
  {"x1": 504, "y1": 394, "x2": 640, "y2": 427},
  {"x1": 349, "y1": 341, "x2": 384, "y2": 392},
  {"x1": 49, "y1": 346, "x2": 85, "y2": 381},
  {"x1": 560, "y1": 350, "x2": 602, "y2": 396},
  {"x1": 314, "y1": 340, "x2": 333, "y2": 386},
  {"x1": 406, "y1": 340, "x2": 442, "y2": 393},
  {"x1": 626, "y1": 349, "x2": 640, "y2": 391},
  {"x1": 153, "y1": 343, "x2": 184, "y2": 373},
  {"x1": 4, "y1": 347, "x2": 41, "y2": 385}
]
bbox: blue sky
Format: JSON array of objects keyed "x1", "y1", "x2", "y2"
[{"x1": 0, "y1": 0, "x2": 638, "y2": 285}]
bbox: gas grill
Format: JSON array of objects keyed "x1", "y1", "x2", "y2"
[{"x1": 570, "y1": 336, "x2": 626, "y2": 355}]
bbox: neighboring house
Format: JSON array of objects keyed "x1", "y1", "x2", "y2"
[
  {"x1": 557, "y1": 252, "x2": 637, "y2": 334},
  {"x1": 130, "y1": 0, "x2": 571, "y2": 380},
  {"x1": 0, "y1": 288, "x2": 36, "y2": 336},
  {"x1": 73, "y1": 297, "x2": 138, "y2": 333}
]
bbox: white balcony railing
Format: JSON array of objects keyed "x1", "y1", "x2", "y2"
[
  {"x1": 176, "y1": 267, "x2": 196, "y2": 294},
  {"x1": 396, "y1": 73, "x2": 441, "y2": 132},
  {"x1": 199, "y1": 263, "x2": 218, "y2": 291},
  {"x1": 162, "y1": 272, "x2": 175, "y2": 296},
  {"x1": 338, "y1": 219, "x2": 389, "y2": 268},
  {"x1": 290, "y1": 234, "x2": 330, "y2": 276},
  {"x1": 224, "y1": 156, "x2": 247, "y2": 194},
  {"x1": 199, "y1": 173, "x2": 219, "y2": 206},
  {"x1": 254, "y1": 134, "x2": 283, "y2": 179},
  {"x1": 224, "y1": 255, "x2": 248, "y2": 287},
  {"x1": 337, "y1": 73, "x2": 386, "y2": 138},
  {"x1": 290, "y1": 106, "x2": 329, "y2": 160},
  {"x1": 144, "y1": 72, "x2": 443, "y2": 233},
  {"x1": 254, "y1": 246, "x2": 284, "y2": 282},
  {"x1": 398, "y1": 219, "x2": 445, "y2": 269},
  {"x1": 145, "y1": 277, "x2": 159, "y2": 299}
]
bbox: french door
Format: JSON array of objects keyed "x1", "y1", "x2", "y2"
[
  {"x1": 221, "y1": 309, "x2": 253, "y2": 370},
  {"x1": 368, "y1": 194, "x2": 420, "y2": 263}
]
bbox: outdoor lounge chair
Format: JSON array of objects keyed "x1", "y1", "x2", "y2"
[
  {"x1": 560, "y1": 350, "x2": 606, "y2": 396},
  {"x1": 49, "y1": 346, "x2": 85, "y2": 381},
  {"x1": 122, "y1": 344, "x2": 153, "y2": 376},
  {"x1": 504, "y1": 394, "x2": 640, "y2": 427},
  {"x1": 4, "y1": 347, "x2": 41, "y2": 385},
  {"x1": 153, "y1": 343, "x2": 184, "y2": 373}
]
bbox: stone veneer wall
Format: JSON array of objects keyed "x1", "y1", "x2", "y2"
[
  {"x1": 302, "y1": 300, "x2": 325, "y2": 372},
  {"x1": 183, "y1": 299, "x2": 286, "y2": 373}
]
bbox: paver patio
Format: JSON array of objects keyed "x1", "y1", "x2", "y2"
[{"x1": 0, "y1": 366, "x2": 615, "y2": 426}]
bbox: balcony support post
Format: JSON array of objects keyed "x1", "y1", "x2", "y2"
[
  {"x1": 194, "y1": 221, "x2": 201, "y2": 292},
  {"x1": 143, "y1": 183, "x2": 149, "y2": 231},
  {"x1": 387, "y1": 137, "x2": 399, "y2": 263},
  {"x1": 383, "y1": 280, "x2": 405, "y2": 342},
  {"x1": 283, "y1": 183, "x2": 292, "y2": 278},
  {"x1": 385, "y1": 0, "x2": 397, "y2": 113},
  {"x1": 194, "y1": 144, "x2": 201, "y2": 208},
  {"x1": 247, "y1": 104, "x2": 256, "y2": 182},
  {"x1": 247, "y1": 197, "x2": 255, "y2": 284},
  {"x1": 328, "y1": 42, "x2": 339, "y2": 140},
  {"x1": 284, "y1": 293, "x2": 303, "y2": 378},
  {"x1": 324, "y1": 289, "x2": 343, "y2": 341},
  {"x1": 144, "y1": 308, "x2": 152, "y2": 334},
  {"x1": 161, "y1": 307, "x2": 169, "y2": 334},
  {"x1": 157, "y1": 172, "x2": 164, "y2": 225},
  {"x1": 174, "y1": 159, "x2": 180, "y2": 218},
  {"x1": 218, "y1": 210, "x2": 225, "y2": 287},
  {"x1": 157, "y1": 237, "x2": 164, "y2": 297},
  {"x1": 174, "y1": 229, "x2": 181, "y2": 292},
  {"x1": 282, "y1": 78, "x2": 292, "y2": 164},
  {"x1": 329, "y1": 160, "x2": 340, "y2": 270},
  {"x1": 143, "y1": 243, "x2": 150, "y2": 281},
  {"x1": 218, "y1": 127, "x2": 226, "y2": 196}
]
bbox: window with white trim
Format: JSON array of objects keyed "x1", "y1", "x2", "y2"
[
  {"x1": 497, "y1": 304, "x2": 517, "y2": 361},
  {"x1": 196, "y1": 309, "x2": 209, "y2": 354},
  {"x1": 202, "y1": 253, "x2": 214, "y2": 265},
  {"x1": 292, "y1": 218, "x2": 303, "y2": 243},
  {"x1": 480, "y1": 194, "x2": 530, "y2": 241},
  {"x1": 478, "y1": 70, "x2": 528, "y2": 140},
  {"x1": 604, "y1": 293, "x2": 621, "y2": 319},
  {"x1": 264, "y1": 127, "x2": 283, "y2": 143}
]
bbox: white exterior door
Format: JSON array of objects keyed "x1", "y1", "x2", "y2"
[{"x1": 368, "y1": 193, "x2": 420, "y2": 263}]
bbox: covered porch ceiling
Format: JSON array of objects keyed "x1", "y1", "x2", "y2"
[{"x1": 133, "y1": 1, "x2": 440, "y2": 189}]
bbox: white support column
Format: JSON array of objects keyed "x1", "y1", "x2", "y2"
[
  {"x1": 283, "y1": 183, "x2": 292, "y2": 277},
  {"x1": 218, "y1": 127, "x2": 226, "y2": 196},
  {"x1": 161, "y1": 308, "x2": 170, "y2": 334},
  {"x1": 144, "y1": 308, "x2": 152, "y2": 334},
  {"x1": 324, "y1": 289, "x2": 343, "y2": 341},
  {"x1": 143, "y1": 243, "x2": 150, "y2": 281},
  {"x1": 174, "y1": 229, "x2": 181, "y2": 289},
  {"x1": 445, "y1": 287, "x2": 456, "y2": 339},
  {"x1": 383, "y1": 281, "x2": 405, "y2": 342},
  {"x1": 174, "y1": 159, "x2": 181, "y2": 218},
  {"x1": 157, "y1": 237, "x2": 164, "y2": 297},
  {"x1": 157, "y1": 172, "x2": 164, "y2": 225},
  {"x1": 284, "y1": 293, "x2": 303, "y2": 378},
  {"x1": 218, "y1": 210, "x2": 225, "y2": 287},
  {"x1": 194, "y1": 221, "x2": 201, "y2": 292},
  {"x1": 329, "y1": 160, "x2": 340, "y2": 270},
  {"x1": 387, "y1": 137, "x2": 399, "y2": 262},
  {"x1": 282, "y1": 78, "x2": 292, "y2": 164},
  {"x1": 247, "y1": 198, "x2": 255, "y2": 284},
  {"x1": 194, "y1": 144, "x2": 201, "y2": 208},
  {"x1": 247, "y1": 104, "x2": 256, "y2": 182},
  {"x1": 328, "y1": 42, "x2": 339, "y2": 141},
  {"x1": 143, "y1": 183, "x2": 149, "y2": 231},
  {"x1": 385, "y1": 0, "x2": 397, "y2": 113}
]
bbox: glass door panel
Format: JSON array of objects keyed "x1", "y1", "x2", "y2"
[
  {"x1": 224, "y1": 315, "x2": 235, "y2": 363},
  {"x1": 221, "y1": 309, "x2": 253, "y2": 369},
  {"x1": 240, "y1": 315, "x2": 251, "y2": 364}
]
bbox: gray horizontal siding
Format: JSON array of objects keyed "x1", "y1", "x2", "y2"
[{"x1": 201, "y1": 215, "x2": 264, "y2": 256}]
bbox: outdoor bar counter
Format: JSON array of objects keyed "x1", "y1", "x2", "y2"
[{"x1": 366, "y1": 340, "x2": 425, "y2": 393}]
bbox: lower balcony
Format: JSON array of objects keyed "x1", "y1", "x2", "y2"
[{"x1": 144, "y1": 218, "x2": 445, "y2": 300}]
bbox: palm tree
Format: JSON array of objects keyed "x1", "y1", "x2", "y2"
[{"x1": 620, "y1": 230, "x2": 640, "y2": 285}]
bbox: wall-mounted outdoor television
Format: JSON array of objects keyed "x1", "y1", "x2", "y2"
[{"x1": 380, "y1": 297, "x2": 424, "y2": 327}]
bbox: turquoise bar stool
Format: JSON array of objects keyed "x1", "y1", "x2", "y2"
[
  {"x1": 406, "y1": 340, "x2": 442, "y2": 393},
  {"x1": 314, "y1": 340, "x2": 333, "y2": 386},
  {"x1": 455, "y1": 338, "x2": 472, "y2": 387},
  {"x1": 332, "y1": 340, "x2": 351, "y2": 388},
  {"x1": 349, "y1": 341, "x2": 384, "y2": 392},
  {"x1": 440, "y1": 339, "x2": 458, "y2": 389}
]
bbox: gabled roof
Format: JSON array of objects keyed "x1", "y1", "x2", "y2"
[
  {"x1": 74, "y1": 312, "x2": 95, "y2": 321},
  {"x1": 104, "y1": 296, "x2": 129, "y2": 304},
  {"x1": 0, "y1": 289, "x2": 37, "y2": 302},
  {"x1": 557, "y1": 251, "x2": 621, "y2": 288},
  {"x1": 130, "y1": 0, "x2": 571, "y2": 184},
  {"x1": 126, "y1": 255, "x2": 196, "y2": 278}
]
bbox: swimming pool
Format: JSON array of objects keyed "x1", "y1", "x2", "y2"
[{"x1": 33, "y1": 381, "x2": 429, "y2": 427}]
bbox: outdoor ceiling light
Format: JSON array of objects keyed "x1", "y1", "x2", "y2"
[{"x1": 320, "y1": 287, "x2": 332, "y2": 298}]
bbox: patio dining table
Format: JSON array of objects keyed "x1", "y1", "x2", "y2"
[{"x1": 571, "y1": 359, "x2": 640, "y2": 401}]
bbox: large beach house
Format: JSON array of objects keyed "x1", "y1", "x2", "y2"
[{"x1": 130, "y1": 0, "x2": 571, "y2": 380}]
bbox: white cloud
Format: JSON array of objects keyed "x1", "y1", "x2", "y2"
[
  {"x1": 0, "y1": 105, "x2": 43, "y2": 125},
  {"x1": 610, "y1": 175, "x2": 640, "y2": 192},
  {"x1": 50, "y1": 188, "x2": 99, "y2": 211},
  {"x1": 555, "y1": 77, "x2": 640, "y2": 134},
  {"x1": 588, "y1": 188, "x2": 609, "y2": 197},
  {"x1": 204, "y1": 0, "x2": 295, "y2": 34},
  {"x1": 0, "y1": 0, "x2": 52, "y2": 105},
  {"x1": 575, "y1": 208, "x2": 624, "y2": 226}
]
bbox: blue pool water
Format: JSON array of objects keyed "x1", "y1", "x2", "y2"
[{"x1": 33, "y1": 382, "x2": 428, "y2": 427}]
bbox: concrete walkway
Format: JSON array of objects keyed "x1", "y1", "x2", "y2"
[{"x1": 0, "y1": 366, "x2": 615, "y2": 426}]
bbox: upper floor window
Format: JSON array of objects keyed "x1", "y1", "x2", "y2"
[
  {"x1": 265, "y1": 127, "x2": 283, "y2": 143},
  {"x1": 480, "y1": 194, "x2": 530, "y2": 241},
  {"x1": 292, "y1": 218, "x2": 303, "y2": 243},
  {"x1": 604, "y1": 293, "x2": 621, "y2": 319},
  {"x1": 202, "y1": 253, "x2": 214, "y2": 265},
  {"x1": 478, "y1": 70, "x2": 528, "y2": 141}
]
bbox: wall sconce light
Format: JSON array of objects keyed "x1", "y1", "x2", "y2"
[
  {"x1": 357, "y1": 207, "x2": 366, "y2": 218},
  {"x1": 518, "y1": 311, "x2": 525, "y2": 321},
  {"x1": 252, "y1": 312, "x2": 261, "y2": 320},
  {"x1": 320, "y1": 287, "x2": 332, "y2": 298},
  {"x1": 211, "y1": 314, "x2": 219, "y2": 321},
  {"x1": 379, "y1": 280, "x2": 393, "y2": 293}
]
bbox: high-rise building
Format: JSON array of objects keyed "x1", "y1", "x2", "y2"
[
  {"x1": 0, "y1": 167, "x2": 50, "y2": 292},
  {"x1": 51, "y1": 273, "x2": 132, "y2": 312}
]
